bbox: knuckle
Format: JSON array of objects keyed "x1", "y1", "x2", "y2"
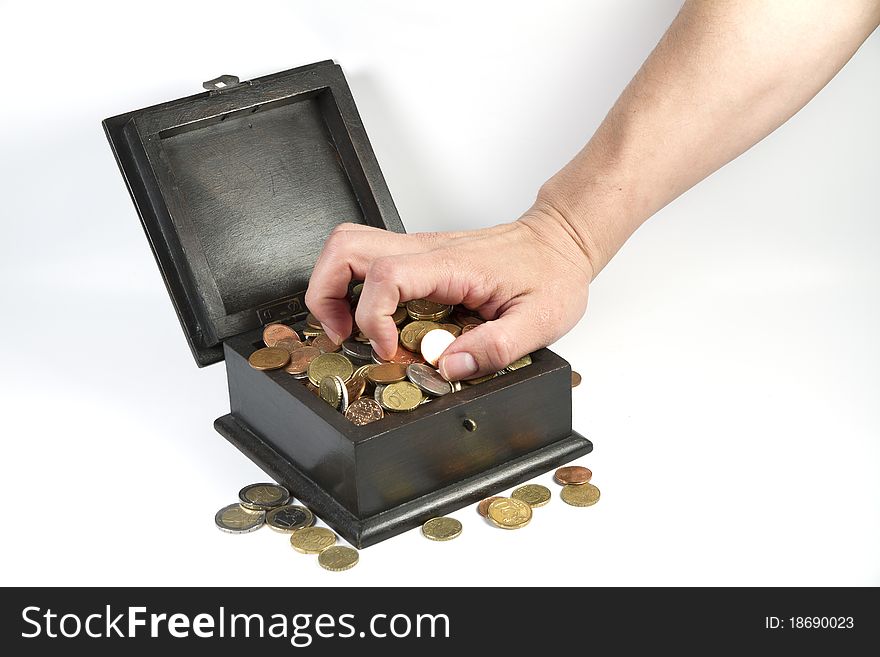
[{"x1": 367, "y1": 257, "x2": 400, "y2": 284}]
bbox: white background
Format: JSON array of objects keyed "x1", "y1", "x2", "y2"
[{"x1": 1, "y1": 0, "x2": 878, "y2": 586}]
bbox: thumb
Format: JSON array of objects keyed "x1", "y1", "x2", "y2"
[{"x1": 438, "y1": 308, "x2": 537, "y2": 381}]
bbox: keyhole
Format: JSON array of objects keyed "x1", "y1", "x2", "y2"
[{"x1": 463, "y1": 418, "x2": 477, "y2": 432}]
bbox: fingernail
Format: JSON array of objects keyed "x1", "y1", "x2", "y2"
[
  {"x1": 323, "y1": 325, "x2": 342, "y2": 345},
  {"x1": 439, "y1": 352, "x2": 478, "y2": 381}
]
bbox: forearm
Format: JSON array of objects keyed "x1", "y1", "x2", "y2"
[{"x1": 532, "y1": 0, "x2": 880, "y2": 278}]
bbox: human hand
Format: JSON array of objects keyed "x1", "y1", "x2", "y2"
[{"x1": 304, "y1": 209, "x2": 593, "y2": 381}]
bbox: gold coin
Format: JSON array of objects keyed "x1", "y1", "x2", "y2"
[
  {"x1": 353, "y1": 364, "x2": 377, "y2": 381},
  {"x1": 511, "y1": 484, "x2": 551, "y2": 507},
  {"x1": 308, "y1": 352, "x2": 354, "y2": 387},
  {"x1": 560, "y1": 482, "x2": 600, "y2": 507},
  {"x1": 406, "y1": 299, "x2": 453, "y2": 322},
  {"x1": 477, "y1": 496, "x2": 504, "y2": 517},
  {"x1": 265, "y1": 505, "x2": 315, "y2": 532},
  {"x1": 380, "y1": 381, "x2": 424, "y2": 412},
  {"x1": 214, "y1": 504, "x2": 265, "y2": 533},
  {"x1": 367, "y1": 362, "x2": 408, "y2": 384},
  {"x1": 422, "y1": 517, "x2": 463, "y2": 541},
  {"x1": 248, "y1": 347, "x2": 290, "y2": 371},
  {"x1": 571, "y1": 371, "x2": 582, "y2": 388},
  {"x1": 440, "y1": 323, "x2": 461, "y2": 337},
  {"x1": 486, "y1": 497, "x2": 532, "y2": 529},
  {"x1": 400, "y1": 321, "x2": 441, "y2": 352},
  {"x1": 319, "y1": 375, "x2": 343, "y2": 409},
  {"x1": 302, "y1": 327, "x2": 324, "y2": 338},
  {"x1": 392, "y1": 306, "x2": 408, "y2": 325},
  {"x1": 290, "y1": 526, "x2": 337, "y2": 554},
  {"x1": 318, "y1": 545, "x2": 359, "y2": 571},
  {"x1": 506, "y1": 354, "x2": 532, "y2": 371},
  {"x1": 238, "y1": 483, "x2": 290, "y2": 510},
  {"x1": 305, "y1": 312, "x2": 323, "y2": 329}
]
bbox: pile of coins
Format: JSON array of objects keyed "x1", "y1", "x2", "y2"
[
  {"x1": 419, "y1": 463, "x2": 600, "y2": 541},
  {"x1": 247, "y1": 293, "x2": 536, "y2": 425},
  {"x1": 214, "y1": 483, "x2": 359, "y2": 572}
]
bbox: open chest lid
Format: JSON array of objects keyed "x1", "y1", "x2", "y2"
[{"x1": 104, "y1": 61, "x2": 404, "y2": 366}]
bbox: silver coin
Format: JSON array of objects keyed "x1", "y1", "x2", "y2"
[
  {"x1": 342, "y1": 339, "x2": 373, "y2": 362},
  {"x1": 266, "y1": 504, "x2": 315, "y2": 532},
  {"x1": 451, "y1": 381, "x2": 462, "y2": 392},
  {"x1": 373, "y1": 384, "x2": 388, "y2": 410},
  {"x1": 238, "y1": 483, "x2": 291, "y2": 510},
  {"x1": 371, "y1": 349, "x2": 386, "y2": 364},
  {"x1": 406, "y1": 363, "x2": 453, "y2": 396},
  {"x1": 215, "y1": 503, "x2": 265, "y2": 534},
  {"x1": 334, "y1": 375, "x2": 349, "y2": 413}
]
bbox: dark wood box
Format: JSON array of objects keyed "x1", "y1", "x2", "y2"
[{"x1": 103, "y1": 61, "x2": 591, "y2": 547}]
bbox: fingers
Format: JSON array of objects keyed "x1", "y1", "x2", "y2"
[
  {"x1": 438, "y1": 306, "x2": 540, "y2": 380},
  {"x1": 356, "y1": 251, "x2": 471, "y2": 359},
  {"x1": 306, "y1": 224, "x2": 432, "y2": 343}
]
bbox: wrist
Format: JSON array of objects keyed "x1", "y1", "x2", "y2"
[{"x1": 515, "y1": 202, "x2": 596, "y2": 285}]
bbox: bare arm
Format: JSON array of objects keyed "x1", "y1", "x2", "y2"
[
  {"x1": 534, "y1": 0, "x2": 880, "y2": 277},
  {"x1": 306, "y1": 0, "x2": 880, "y2": 381}
]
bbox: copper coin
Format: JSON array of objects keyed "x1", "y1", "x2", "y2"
[
  {"x1": 345, "y1": 375, "x2": 366, "y2": 401},
  {"x1": 453, "y1": 313, "x2": 484, "y2": 328},
  {"x1": 387, "y1": 345, "x2": 424, "y2": 365},
  {"x1": 248, "y1": 347, "x2": 290, "y2": 371},
  {"x1": 368, "y1": 363, "x2": 408, "y2": 385},
  {"x1": 554, "y1": 465, "x2": 592, "y2": 485},
  {"x1": 311, "y1": 334, "x2": 341, "y2": 353},
  {"x1": 285, "y1": 346, "x2": 321, "y2": 375},
  {"x1": 274, "y1": 337, "x2": 304, "y2": 353},
  {"x1": 262, "y1": 324, "x2": 300, "y2": 347},
  {"x1": 460, "y1": 323, "x2": 478, "y2": 334},
  {"x1": 477, "y1": 496, "x2": 503, "y2": 517},
  {"x1": 571, "y1": 371, "x2": 582, "y2": 388},
  {"x1": 344, "y1": 398, "x2": 384, "y2": 426}
]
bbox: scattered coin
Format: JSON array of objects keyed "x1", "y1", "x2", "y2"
[
  {"x1": 344, "y1": 398, "x2": 384, "y2": 425},
  {"x1": 318, "y1": 545, "x2": 360, "y2": 571},
  {"x1": 266, "y1": 505, "x2": 315, "y2": 532},
  {"x1": 214, "y1": 504, "x2": 265, "y2": 534},
  {"x1": 554, "y1": 465, "x2": 592, "y2": 485},
  {"x1": 560, "y1": 482, "x2": 601, "y2": 507},
  {"x1": 511, "y1": 484, "x2": 551, "y2": 507},
  {"x1": 571, "y1": 371, "x2": 582, "y2": 388},
  {"x1": 308, "y1": 352, "x2": 354, "y2": 387},
  {"x1": 380, "y1": 381, "x2": 425, "y2": 412},
  {"x1": 440, "y1": 323, "x2": 462, "y2": 337},
  {"x1": 238, "y1": 483, "x2": 291, "y2": 510},
  {"x1": 464, "y1": 372, "x2": 496, "y2": 385},
  {"x1": 400, "y1": 321, "x2": 441, "y2": 352},
  {"x1": 486, "y1": 497, "x2": 532, "y2": 529},
  {"x1": 391, "y1": 306, "x2": 408, "y2": 325},
  {"x1": 422, "y1": 517, "x2": 463, "y2": 541},
  {"x1": 406, "y1": 363, "x2": 453, "y2": 396},
  {"x1": 477, "y1": 496, "x2": 504, "y2": 517},
  {"x1": 290, "y1": 526, "x2": 337, "y2": 554},
  {"x1": 305, "y1": 313, "x2": 322, "y2": 330},
  {"x1": 248, "y1": 347, "x2": 290, "y2": 371},
  {"x1": 419, "y1": 329, "x2": 456, "y2": 366}
]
